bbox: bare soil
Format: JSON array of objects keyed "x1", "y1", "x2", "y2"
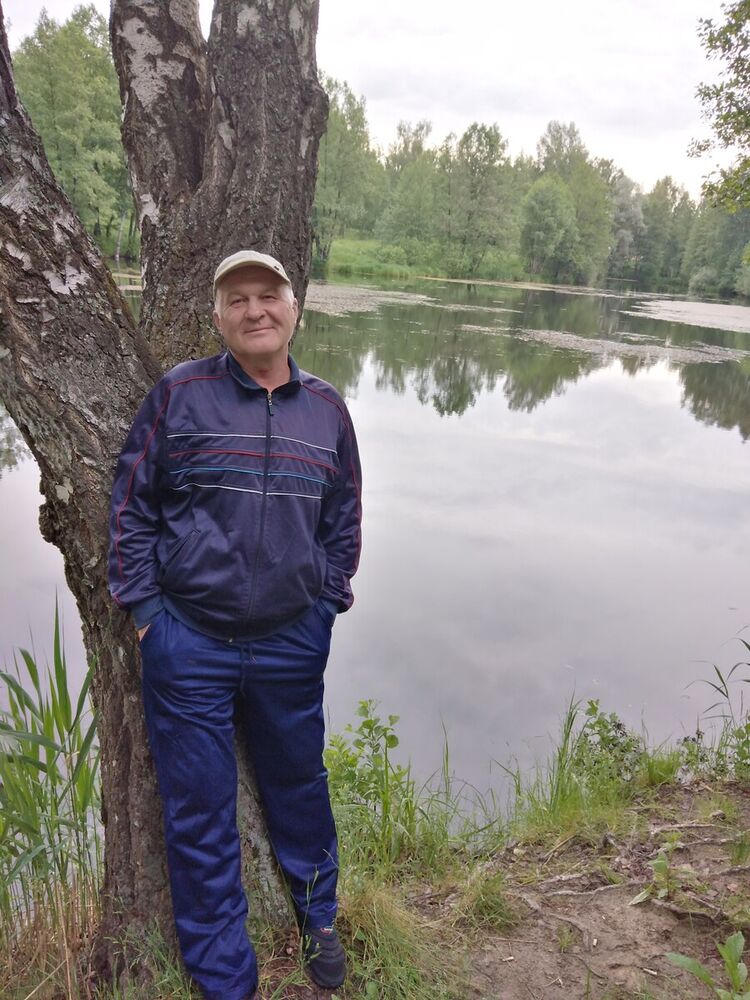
[{"x1": 259, "y1": 782, "x2": 750, "y2": 999}]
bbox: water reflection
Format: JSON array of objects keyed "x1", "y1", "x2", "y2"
[
  {"x1": 2, "y1": 278, "x2": 749, "y2": 789},
  {"x1": 0, "y1": 405, "x2": 29, "y2": 477},
  {"x1": 297, "y1": 281, "x2": 750, "y2": 439}
]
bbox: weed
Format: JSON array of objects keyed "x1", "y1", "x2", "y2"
[
  {"x1": 629, "y1": 841, "x2": 687, "y2": 905},
  {"x1": 340, "y1": 880, "x2": 461, "y2": 1000},
  {"x1": 667, "y1": 929, "x2": 750, "y2": 998},
  {"x1": 696, "y1": 792, "x2": 739, "y2": 825},
  {"x1": 326, "y1": 699, "x2": 499, "y2": 880},
  {"x1": 729, "y1": 832, "x2": 750, "y2": 867},
  {"x1": 556, "y1": 924, "x2": 576, "y2": 953},
  {"x1": 452, "y1": 867, "x2": 518, "y2": 932}
]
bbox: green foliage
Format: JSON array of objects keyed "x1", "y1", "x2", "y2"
[
  {"x1": 668, "y1": 931, "x2": 750, "y2": 999},
  {"x1": 696, "y1": 656, "x2": 750, "y2": 780},
  {"x1": 0, "y1": 605, "x2": 100, "y2": 947},
  {"x1": 629, "y1": 840, "x2": 691, "y2": 905},
  {"x1": 312, "y1": 77, "x2": 384, "y2": 264},
  {"x1": 325, "y1": 700, "x2": 498, "y2": 879},
  {"x1": 520, "y1": 175, "x2": 579, "y2": 279},
  {"x1": 0, "y1": 405, "x2": 29, "y2": 479},
  {"x1": 573, "y1": 699, "x2": 643, "y2": 784},
  {"x1": 695, "y1": 1, "x2": 750, "y2": 211},
  {"x1": 12, "y1": 5, "x2": 138, "y2": 259}
]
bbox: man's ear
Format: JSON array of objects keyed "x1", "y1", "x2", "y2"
[{"x1": 212, "y1": 309, "x2": 222, "y2": 333}]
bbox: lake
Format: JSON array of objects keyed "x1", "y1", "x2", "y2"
[{"x1": 2, "y1": 276, "x2": 749, "y2": 789}]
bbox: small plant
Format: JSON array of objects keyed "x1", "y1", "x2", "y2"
[
  {"x1": 696, "y1": 657, "x2": 750, "y2": 780},
  {"x1": 556, "y1": 924, "x2": 576, "y2": 953},
  {"x1": 730, "y1": 832, "x2": 750, "y2": 867},
  {"x1": 325, "y1": 700, "x2": 418, "y2": 869},
  {"x1": 573, "y1": 699, "x2": 644, "y2": 785},
  {"x1": 667, "y1": 930, "x2": 750, "y2": 998},
  {"x1": 630, "y1": 841, "x2": 685, "y2": 905}
]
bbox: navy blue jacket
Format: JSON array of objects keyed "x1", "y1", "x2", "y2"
[{"x1": 109, "y1": 352, "x2": 362, "y2": 641}]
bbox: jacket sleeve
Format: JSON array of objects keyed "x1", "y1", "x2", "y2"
[
  {"x1": 317, "y1": 403, "x2": 362, "y2": 613},
  {"x1": 108, "y1": 379, "x2": 168, "y2": 624}
]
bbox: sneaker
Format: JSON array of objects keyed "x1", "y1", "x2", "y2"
[{"x1": 302, "y1": 925, "x2": 347, "y2": 988}]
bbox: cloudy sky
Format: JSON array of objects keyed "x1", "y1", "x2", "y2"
[{"x1": 3, "y1": 0, "x2": 733, "y2": 197}]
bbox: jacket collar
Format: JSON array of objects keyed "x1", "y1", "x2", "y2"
[{"x1": 225, "y1": 351, "x2": 301, "y2": 394}]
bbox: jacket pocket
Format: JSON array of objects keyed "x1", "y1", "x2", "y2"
[{"x1": 159, "y1": 529, "x2": 200, "y2": 585}]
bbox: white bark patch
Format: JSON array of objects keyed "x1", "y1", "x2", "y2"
[
  {"x1": 0, "y1": 347, "x2": 10, "y2": 359},
  {"x1": 0, "y1": 174, "x2": 32, "y2": 216},
  {"x1": 289, "y1": 3, "x2": 303, "y2": 37},
  {"x1": 119, "y1": 17, "x2": 186, "y2": 110},
  {"x1": 52, "y1": 209, "x2": 79, "y2": 245},
  {"x1": 5, "y1": 241, "x2": 32, "y2": 269},
  {"x1": 43, "y1": 263, "x2": 89, "y2": 296},
  {"x1": 237, "y1": 6, "x2": 261, "y2": 35},
  {"x1": 217, "y1": 120, "x2": 234, "y2": 151},
  {"x1": 55, "y1": 479, "x2": 73, "y2": 504},
  {"x1": 299, "y1": 134, "x2": 310, "y2": 159},
  {"x1": 139, "y1": 193, "x2": 158, "y2": 226},
  {"x1": 169, "y1": 0, "x2": 198, "y2": 31}
]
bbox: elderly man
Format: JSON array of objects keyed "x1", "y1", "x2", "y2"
[{"x1": 108, "y1": 250, "x2": 362, "y2": 1000}]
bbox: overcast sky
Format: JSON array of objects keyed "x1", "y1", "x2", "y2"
[{"x1": 3, "y1": 0, "x2": 733, "y2": 197}]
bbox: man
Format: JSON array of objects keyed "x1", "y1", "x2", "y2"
[{"x1": 108, "y1": 250, "x2": 362, "y2": 1000}]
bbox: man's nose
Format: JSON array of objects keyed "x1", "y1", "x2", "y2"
[{"x1": 245, "y1": 296, "x2": 264, "y2": 319}]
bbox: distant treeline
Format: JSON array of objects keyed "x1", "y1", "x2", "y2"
[
  {"x1": 13, "y1": 5, "x2": 750, "y2": 297},
  {"x1": 316, "y1": 81, "x2": 750, "y2": 297}
]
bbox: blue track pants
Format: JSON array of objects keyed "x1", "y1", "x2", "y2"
[{"x1": 139, "y1": 600, "x2": 339, "y2": 1000}]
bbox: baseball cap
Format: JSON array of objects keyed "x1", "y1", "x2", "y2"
[{"x1": 213, "y1": 250, "x2": 292, "y2": 294}]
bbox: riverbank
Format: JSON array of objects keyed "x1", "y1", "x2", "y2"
[
  {"x1": 261, "y1": 779, "x2": 750, "y2": 999},
  {"x1": 3, "y1": 650, "x2": 749, "y2": 999}
]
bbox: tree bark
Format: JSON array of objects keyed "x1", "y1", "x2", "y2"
[
  {"x1": 0, "y1": 0, "x2": 327, "y2": 984},
  {"x1": 110, "y1": 0, "x2": 327, "y2": 368}
]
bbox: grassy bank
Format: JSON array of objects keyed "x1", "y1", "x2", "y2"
[
  {"x1": 2, "y1": 621, "x2": 749, "y2": 998},
  {"x1": 316, "y1": 237, "x2": 527, "y2": 284}
]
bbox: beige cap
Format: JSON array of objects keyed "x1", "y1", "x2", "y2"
[{"x1": 213, "y1": 250, "x2": 291, "y2": 294}]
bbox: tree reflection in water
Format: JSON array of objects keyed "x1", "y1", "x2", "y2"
[
  {"x1": 295, "y1": 282, "x2": 750, "y2": 439},
  {"x1": 0, "y1": 405, "x2": 29, "y2": 477}
]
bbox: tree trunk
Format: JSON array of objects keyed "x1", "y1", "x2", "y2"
[{"x1": 0, "y1": 0, "x2": 327, "y2": 985}]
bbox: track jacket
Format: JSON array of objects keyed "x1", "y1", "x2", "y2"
[{"x1": 108, "y1": 352, "x2": 362, "y2": 642}]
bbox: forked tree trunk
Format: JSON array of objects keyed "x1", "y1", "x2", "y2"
[{"x1": 0, "y1": 0, "x2": 327, "y2": 984}]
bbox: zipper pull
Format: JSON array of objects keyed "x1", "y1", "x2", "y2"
[{"x1": 267, "y1": 390, "x2": 274, "y2": 415}]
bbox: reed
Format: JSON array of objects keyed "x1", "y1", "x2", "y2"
[{"x1": 0, "y1": 604, "x2": 101, "y2": 994}]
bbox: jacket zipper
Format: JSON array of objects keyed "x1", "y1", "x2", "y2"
[{"x1": 244, "y1": 390, "x2": 273, "y2": 631}]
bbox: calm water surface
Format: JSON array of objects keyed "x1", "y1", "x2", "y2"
[{"x1": 2, "y1": 278, "x2": 749, "y2": 787}]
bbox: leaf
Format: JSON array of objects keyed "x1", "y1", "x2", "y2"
[
  {"x1": 71, "y1": 713, "x2": 99, "y2": 785},
  {"x1": 17, "y1": 648, "x2": 41, "y2": 696},
  {"x1": 666, "y1": 952, "x2": 715, "y2": 987},
  {"x1": 0, "y1": 670, "x2": 42, "y2": 721},
  {"x1": 0, "y1": 724, "x2": 62, "y2": 753},
  {"x1": 629, "y1": 889, "x2": 652, "y2": 905}
]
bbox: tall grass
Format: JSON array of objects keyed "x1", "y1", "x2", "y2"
[{"x1": 0, "y1": 605, "x2": 101, "y2": 992}]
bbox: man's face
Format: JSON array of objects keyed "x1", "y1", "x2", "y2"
[{"x1": 213, "y1": 265, "x2": 298, "y2": 371}]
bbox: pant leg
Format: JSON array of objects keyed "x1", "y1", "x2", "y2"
[
  {"x1": 140, "y1": 609, "x2": 257, "y2": 1000},
  {"x1": 242, "y1": 599, "x2": 338, "y2": 928}
]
